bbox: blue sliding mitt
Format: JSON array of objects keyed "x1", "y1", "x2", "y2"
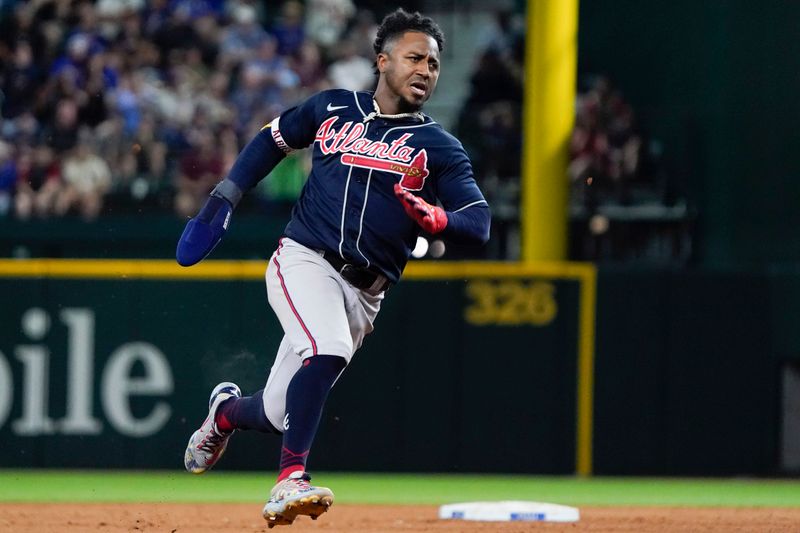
[{"x1": 176, "y1": 181, "x2": 242, "y2": 266}]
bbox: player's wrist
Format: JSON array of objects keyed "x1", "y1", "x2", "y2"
[
  {"x1": 210, "y1": 179, "x2": 243, "y2": 208},
  {"x1": 429, "y1": 206, "x2": 448, "y2": 233}
]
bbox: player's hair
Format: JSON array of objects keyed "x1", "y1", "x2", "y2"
[{"x1": 373, "y1": 8, "x2": 445, "y2": 69}]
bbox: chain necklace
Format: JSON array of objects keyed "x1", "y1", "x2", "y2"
[{"x1": 363, "y1": 99, "x2": 425, "y2": 123}]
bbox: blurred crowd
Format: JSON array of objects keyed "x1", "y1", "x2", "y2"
[
  {"x1": 569, "y1": 74, "x2": 650, "y2": 208},
  {"x1": 451, "y1": 8, "x2": 676, "y2": 261},
  {"x1": 0, "y1": 0, "x2": 381, "y2": 220},
  {"x1": 455, "y1": 9, "x2": 525, "y2": 259},
  {"x1": 567, "y1": 75, "x2": 693, "y2": 263},
  {"x1": 0, "y1": 0, "x2": 678, "y2": 262}
]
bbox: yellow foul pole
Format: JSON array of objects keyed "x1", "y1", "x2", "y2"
[
  {"x1": 522, "y1": 0, "x2": 579, "y2": 261},
  {"x1": 523, "y1": 0, "x2": 591, "y2": 477}
]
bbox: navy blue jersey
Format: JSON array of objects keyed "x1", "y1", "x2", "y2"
[{"x1": 269, "y1": 89, "x2": 488, "y2": 283}]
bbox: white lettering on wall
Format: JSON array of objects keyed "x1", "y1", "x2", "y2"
[
  {"x1": 59, "y1": 309, "x2": 102, "y2": 434},
  {"x1": 0, "y1": 308, "x2": 174, "y2": 438},
  {"x1": 13, "y1": 345, "x2": 55, "y2": 435},
  {"x1": 101, "y1": 342, "x2": 174, "y2": 437}
]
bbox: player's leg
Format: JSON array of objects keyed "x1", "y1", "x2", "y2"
[
  {"x1": 277, "y1": 354, "x2": 346, "y2": 474},
  {"x1": 184, "y1": 247, "x2": 348, "y2": 479},
  {"x1": 266, "y1": 239, "x2": 357, "y2": 471},
  {"x1": 215, "y1": 387, "x2": 278, "y2": 433},
  {"x1": 261, "y1": 353, "x2": 345, "y2": 527},
  {"x1": 261, "y1": 336, "x2": 303, "y2": 431},
  {"x1": 202, "y1": 231, "x2": 374, "y2": 442},
  {"x1": 266, "y1": 238, "x2": 356, "y2": 359},
  {"x1": 261, "y1": 238, "x2": 354, "y2": 526},
  {"x1": 264, "y1": 238, "x2": 384, "y2": 466}
]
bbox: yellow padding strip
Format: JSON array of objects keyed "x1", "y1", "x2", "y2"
[{"x1": 0, "y1": 259, "x2": 593, "y2": 281}]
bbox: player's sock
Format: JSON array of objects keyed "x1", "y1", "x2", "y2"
[
  {"x1": 277, "y1": 354, "x2": 346, "y2": 480},
  {"x1": 216, "y1": 390, "x2": 277, "y2": 433}
]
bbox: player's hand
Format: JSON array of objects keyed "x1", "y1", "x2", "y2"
[
  {"x1": 393, "y1": 182, "x2": 448, "y2": 234},
  {"x1": 176, "y1": 194, "x2": 233, "y2": 266}
]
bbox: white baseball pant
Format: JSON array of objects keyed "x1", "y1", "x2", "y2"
[{"x1": 260, "y1": 237, "x2": 384, "y2": 431}]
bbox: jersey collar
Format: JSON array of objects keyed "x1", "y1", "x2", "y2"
[{"x1": 361, "y1": 96, "x2": 426, "y2": 124}]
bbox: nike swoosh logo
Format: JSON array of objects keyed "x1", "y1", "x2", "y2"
[{"x1": 327, "y1": 103, "x2": 348, "y2": 112}]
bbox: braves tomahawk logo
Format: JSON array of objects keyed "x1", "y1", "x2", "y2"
[{"x1": 314, "y1": 117, "x2": 429, "y2": 191}]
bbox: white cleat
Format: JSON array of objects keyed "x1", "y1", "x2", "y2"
[
  {"x1": 183, "y1": 382, "x2": 241, "y2": 474},
  {"x1": 262, "y1": 471, "x2": 334, "y2": 528}
]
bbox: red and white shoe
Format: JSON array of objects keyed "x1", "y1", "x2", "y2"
[
  {"x1": 183, "y1": 382, "x2": 241, "y2": 474},
  {"x1": 262, "y1": 471, "x2": 334, "y2": 528}
]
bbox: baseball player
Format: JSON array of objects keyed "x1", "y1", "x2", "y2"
[{"x1": 179, "y1": 8, "x2": 490, "y2": 528}]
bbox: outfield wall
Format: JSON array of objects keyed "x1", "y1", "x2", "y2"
[
  {"x1": 593, "y1": 268, "x2": 782, "y2": 475},
  {"x1": 0, "y1": 260, "x2": 586, "y2": 474},
  {"x1": 0, "y1": 259, "x2": 788, "y2": 476}
]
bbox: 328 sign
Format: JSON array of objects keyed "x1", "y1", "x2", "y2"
[{"x1": 464, "y1": 279, "x2": 558, "y2": 326}]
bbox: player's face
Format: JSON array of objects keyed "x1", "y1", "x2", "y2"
[{"x1": 377, "y1": 31, "x2": 440, "y2": 112}]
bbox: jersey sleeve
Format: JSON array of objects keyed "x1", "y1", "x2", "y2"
[
  {"x1": 223, "y1": 92, "x2": 327, "y2": 194},
  {"x1": 434, "y1": 142, "x2": 488, "y2": 213},
  {"x1": 269, "y1": 92, "x2": 325, "y2": 151},
  {"x1": 433, "y1": 140, "x2": 491, "y2": 245}
]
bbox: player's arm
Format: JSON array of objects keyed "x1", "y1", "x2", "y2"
[
  {"x1": 439, "y1": 196, "x2": 491, "y2": 245},
  {"x1": 176, "y1": 98, "x2": 321, "y2": 266},
  {"x1": 175, "y1": 128, "x2": 285, "y2": 266},
  {"x1": 394, "y1": 144, "x2": 490, "y2": 245},
  {"x1": 393, "y1": 183, "x2": 490, "y2": 244}
]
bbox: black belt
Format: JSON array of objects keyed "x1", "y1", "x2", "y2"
[{"x1": 322, "y1": 251, "x2": 392, "y2": 294}]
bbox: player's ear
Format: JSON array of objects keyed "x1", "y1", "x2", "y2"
[{"x1": 376, "y1": 52, "x2": 389, "y2": 73}]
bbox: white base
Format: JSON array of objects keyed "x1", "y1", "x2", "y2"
[{"x1": 438, "y1": 501, "x2": 580, "y2": 522}]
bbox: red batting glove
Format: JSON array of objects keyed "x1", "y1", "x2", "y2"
[{"x1": 394, "y1": 182, "x2": 448, "y2": 234}]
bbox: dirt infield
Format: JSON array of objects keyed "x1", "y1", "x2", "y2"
[{"x1": 2, "y1": 503, "x2": 800, "y2": 532}]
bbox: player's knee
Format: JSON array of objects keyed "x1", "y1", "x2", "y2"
[
  {"x1": 262, "y1": 387, "x2": 287, "y2": 433},
  {"x1": 316, "y1": 339, "x2": 353, "y2": 360},
  {"x1": 306, "y1": 353, "x2": 348, "y2": 373}
]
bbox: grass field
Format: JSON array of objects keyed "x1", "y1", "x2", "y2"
[{"x1": 1, "y1": 470, "x2": 799, "y2": 507}]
